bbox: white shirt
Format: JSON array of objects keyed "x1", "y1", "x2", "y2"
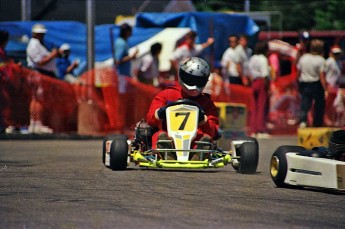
[
  {"x1": 248, "y1": 54, "x2": 270, "y2": 79},
  {"x1": 235, "y1": 45, "x2": 252, "y2": 76},
  {"x1": 171, "y1": 43, "x2": 203, "y2": 64},
  {"x1": 325, "y1": 56, "x2": 341, "y2": 87},
  {"x1": 26, "y1": 38, "x2": 56, "y2": 72},
  {"x1": 297, "y1": 53, "x2": 325, "y2": 83},
  {"x1": 138, "y1": 54, "x2": 159, "y2": 80},
  {"x1": 221, "y1": 47, "x2": 240, "y2": 77}
]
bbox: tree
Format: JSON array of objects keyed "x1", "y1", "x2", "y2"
[{"x1": 193, "y1": 0, "x2": 345, "y2": 31}]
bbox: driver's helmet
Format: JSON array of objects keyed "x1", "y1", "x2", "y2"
[{"x1": 178, "y1": 57, "x2": 210, "y2": 97}]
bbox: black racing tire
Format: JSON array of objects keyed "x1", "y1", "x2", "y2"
[
  {"x1": 109, "y1": 137, "x2": 129, "y2": 170},
  {"x1": 270, "y1": 145, "x2": 305, "y2": 188},
  {"x1": 231, "y1": 137, "x2": 258, "y2": 171},
  {"x1": 102, "y1": 134, "x2": 127, "y2": 168},
  {"x1": 238, "y1": 141, "x2": 259, "y2": 174}
]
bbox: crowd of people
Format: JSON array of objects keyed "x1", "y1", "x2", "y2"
[{"x1": 0, "y1": 23, "x2": 344, "y2": 136}]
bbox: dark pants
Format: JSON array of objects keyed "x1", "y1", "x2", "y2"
[
  {"x1": 299, "y1": 81, "x2": 325, "y2": 127},
  {"x1": 36, "y1": 68, "x2": 57, "y2": 78},
  {"x1": 229, "y1": 76, "x2": 243, "y2": 85}
]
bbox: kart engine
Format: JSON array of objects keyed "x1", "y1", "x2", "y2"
[{"x1": 134, "y1": 119, "x2": 157, "y2": 148}]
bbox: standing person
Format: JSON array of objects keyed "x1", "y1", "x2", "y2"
[
  {"x1": 56, "y1": 43, "x2": 80, "y2": 83},
  {"x1": 221, "y1": 35, "x2": 244, "y2": 85},
  {"x1": 294, "y1": 30, "x2": 311, "y2": 66},
  {"x1": 26, "y1": 24, "x2": 60, "y2": 78},
  {"x1": 26, "y1": 24, "x2": 55, "y2": 134},
  {"x1": 324, "y1": 45, "x2": 342, "y2": 126},
  {"x1": 0, "y1": 30, "x2": 10, "y2": 133},
  {"x1": 136, "y1": 42, "x2": 162, "y2": 87},
  {"x1": 235, "y1": 34, "x2": 252, "y2": 85},
  {"x1": 297, "y1": 39, "x2": 326, "y2": 128},
  {"x1": 146, "y1": 57, "x2": 219, "y2": 159},
  {"x1": 170, "y1": 31, "x2": 214, "y2": 80},
  {"x1": 114, "y1": 23, "x2": 138, "y2": 93},
  {"x1": 248, "y1": 40, "x2": 272, "y2": 138}
]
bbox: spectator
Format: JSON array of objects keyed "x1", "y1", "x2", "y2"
[
  {"x1": 136, "y1": 42, "x2": 162, "y2": 86},
  {"x1": 0, "y1": 30, "x2": 9, "y2": 63},
  {"x1": 221, "y1": 35, "x2": 244, "y2": 85},
  {"x1": 170, "y1": 31, "x2": 214, "y2": 80},
  {"x1": 297, "y1": 39, "x2": 326, "y2": 128},
  {"x1": 0, "y1": 30, "x2": 10, "y2": 133},
  {"x1": 26, "y1": 24, "x2": 55, "y2": 134},
  {"x1": 56, "y1": 43, "x2": 80, "y2": 83},
  {"x1": 235, "y1": 34, "x2": 252, "y2": 85},
  {"x1": 146, "y1": 57, "x2": 219, "y2": 160},
  {"x1": 324, "y1": 45, "x2": 342, "y2": 126},
  {"x1": 26, "y1": 24, "x2": 61, "y2": 78},
  {"x1": 114, "y1": 23, "x2": 138, "y2": 93},
  {"x1": 294, "y1": 30, "x2": 311, "y2": 66},
  {"x1": 248, "y1": 40, "x2": 272, "y2": 138}
]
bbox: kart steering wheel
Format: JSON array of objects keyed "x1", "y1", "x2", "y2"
[{"x1": 165, "y1": 99, "x2": 203, "y2": 111}]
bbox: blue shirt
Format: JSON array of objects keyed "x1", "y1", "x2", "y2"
[
  {"x1": 56, "y1": 57, "x2": 72, "y2": 80},
  {"x1": 114, "y1": 37, "x2": 131, "y2": 76}
]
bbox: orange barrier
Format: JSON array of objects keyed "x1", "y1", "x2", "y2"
[{"x1": 1, "y1": 62, "x2": 342, "y2": 135}]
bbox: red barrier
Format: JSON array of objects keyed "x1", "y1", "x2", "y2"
[{"x1": 1, "y1": 63, "x2": 342, "y2": 135}]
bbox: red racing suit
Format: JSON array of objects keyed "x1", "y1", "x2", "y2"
[{"x1": 146, "y1": 84, "x2": 219, "y2": 148}]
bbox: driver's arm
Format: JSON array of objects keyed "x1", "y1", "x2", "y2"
[
  {"x1": 198, "y1": 102, "x2": 219, "y2": 140},
  {"x1": 146, "y1": 91, "x2": 168, "y2": 127}
]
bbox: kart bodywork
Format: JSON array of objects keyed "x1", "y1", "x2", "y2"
[
  {"x1": 102, "y1": 100, "x2": 259, "y2": 173},
  {"x1": 270, "y1": 145, "x2": 345, "y2": 191}
]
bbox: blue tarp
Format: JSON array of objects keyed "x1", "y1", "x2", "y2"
[
  {"x1": 0, "y1": 12, "x2": 258, "y2": 75},
  {"x1": 0, "y1": 21, "x2": 163, "y2": 74}
]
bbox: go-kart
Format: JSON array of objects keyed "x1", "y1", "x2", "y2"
[
  {"x1": 270, "y1": 130, "x2": 345, "y2": 191},
  {"x1": 102, "y1": 99, "x2": 259, "y2": 173}
]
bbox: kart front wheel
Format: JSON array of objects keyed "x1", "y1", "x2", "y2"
[
  {"x1": 230, "y1": 137, "x2": 258, "y2": 171},
  {"x1": 109, "y1": 137, "x2": 129, "y2": 170},
  {"x1": 270, "y1": 145, "x2": 305, "y2": 188},
  {"x1": 238, "y1": 141, "x2": 259, "y2": 174},
  {"x1": 102, "y1": 134, "x2": 127, "y2": 168}
]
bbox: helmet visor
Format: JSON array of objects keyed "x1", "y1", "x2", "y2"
[{"x1": 179, "y1": 70, "x2": 209, "y2": 88}]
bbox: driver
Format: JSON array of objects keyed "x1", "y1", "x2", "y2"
[{"x1": 146, "y1": 57, "x2": 219, "y2": 152}]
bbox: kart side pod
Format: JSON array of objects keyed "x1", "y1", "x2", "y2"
[{"x1": 270, "y1": 145, "x2": 345, "y2": 190}]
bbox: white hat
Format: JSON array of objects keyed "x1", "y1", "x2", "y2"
[
  {"x1": 331, "y1": 46, "x2": 342, "y2": 54},
  {"x1": 60, "y1": 43, "x2": 71, "y2": 51},
  {"x1": 32, "y1": 24, "x2": 47, "y2": 33}
]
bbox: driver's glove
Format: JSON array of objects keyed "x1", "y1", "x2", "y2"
[{"x1": 156, "y1": 106, "x2": 167, "y2": 120}]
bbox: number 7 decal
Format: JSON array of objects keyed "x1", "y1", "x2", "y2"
[{"x1": 175, "y1": 112, "x2": 190, "y2": 130}]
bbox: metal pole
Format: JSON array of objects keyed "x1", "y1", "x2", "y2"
[
  {"x1": 86, "y1": 0, "x2": 95, "y2": 71},
  {"x1": 21, "y1": 0, "x2": 31, "y2": 21},
  {"x1": 86, "y1": 0, "x2": 95, "y2": 100},
  {"x1": 244, "y1": 0, "x2": 250, "y2": 12}
]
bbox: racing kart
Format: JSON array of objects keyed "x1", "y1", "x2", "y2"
[
  {"x1": 102, "y1": 99, "x2": 259, "y2": 173},
  {"x1": 270, "y1": 130, "x2": 345, "y2": 191}
]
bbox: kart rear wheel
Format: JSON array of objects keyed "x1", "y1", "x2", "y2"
[
  {"x1": 238, "y1": 141, "x2": 259, "y2": 174},
  {"x1": 109, "y1": 136, "x2": 129, "y2": 170},
  {"x1": 270, "y1": 145, "x2": 305, "y2": 188},
  {"x1": 231, "y1": 137, "x2": 258, "y2": 171},
  {"x1": 102, "y1": 134, "x2": 127, "y2": 168}
]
